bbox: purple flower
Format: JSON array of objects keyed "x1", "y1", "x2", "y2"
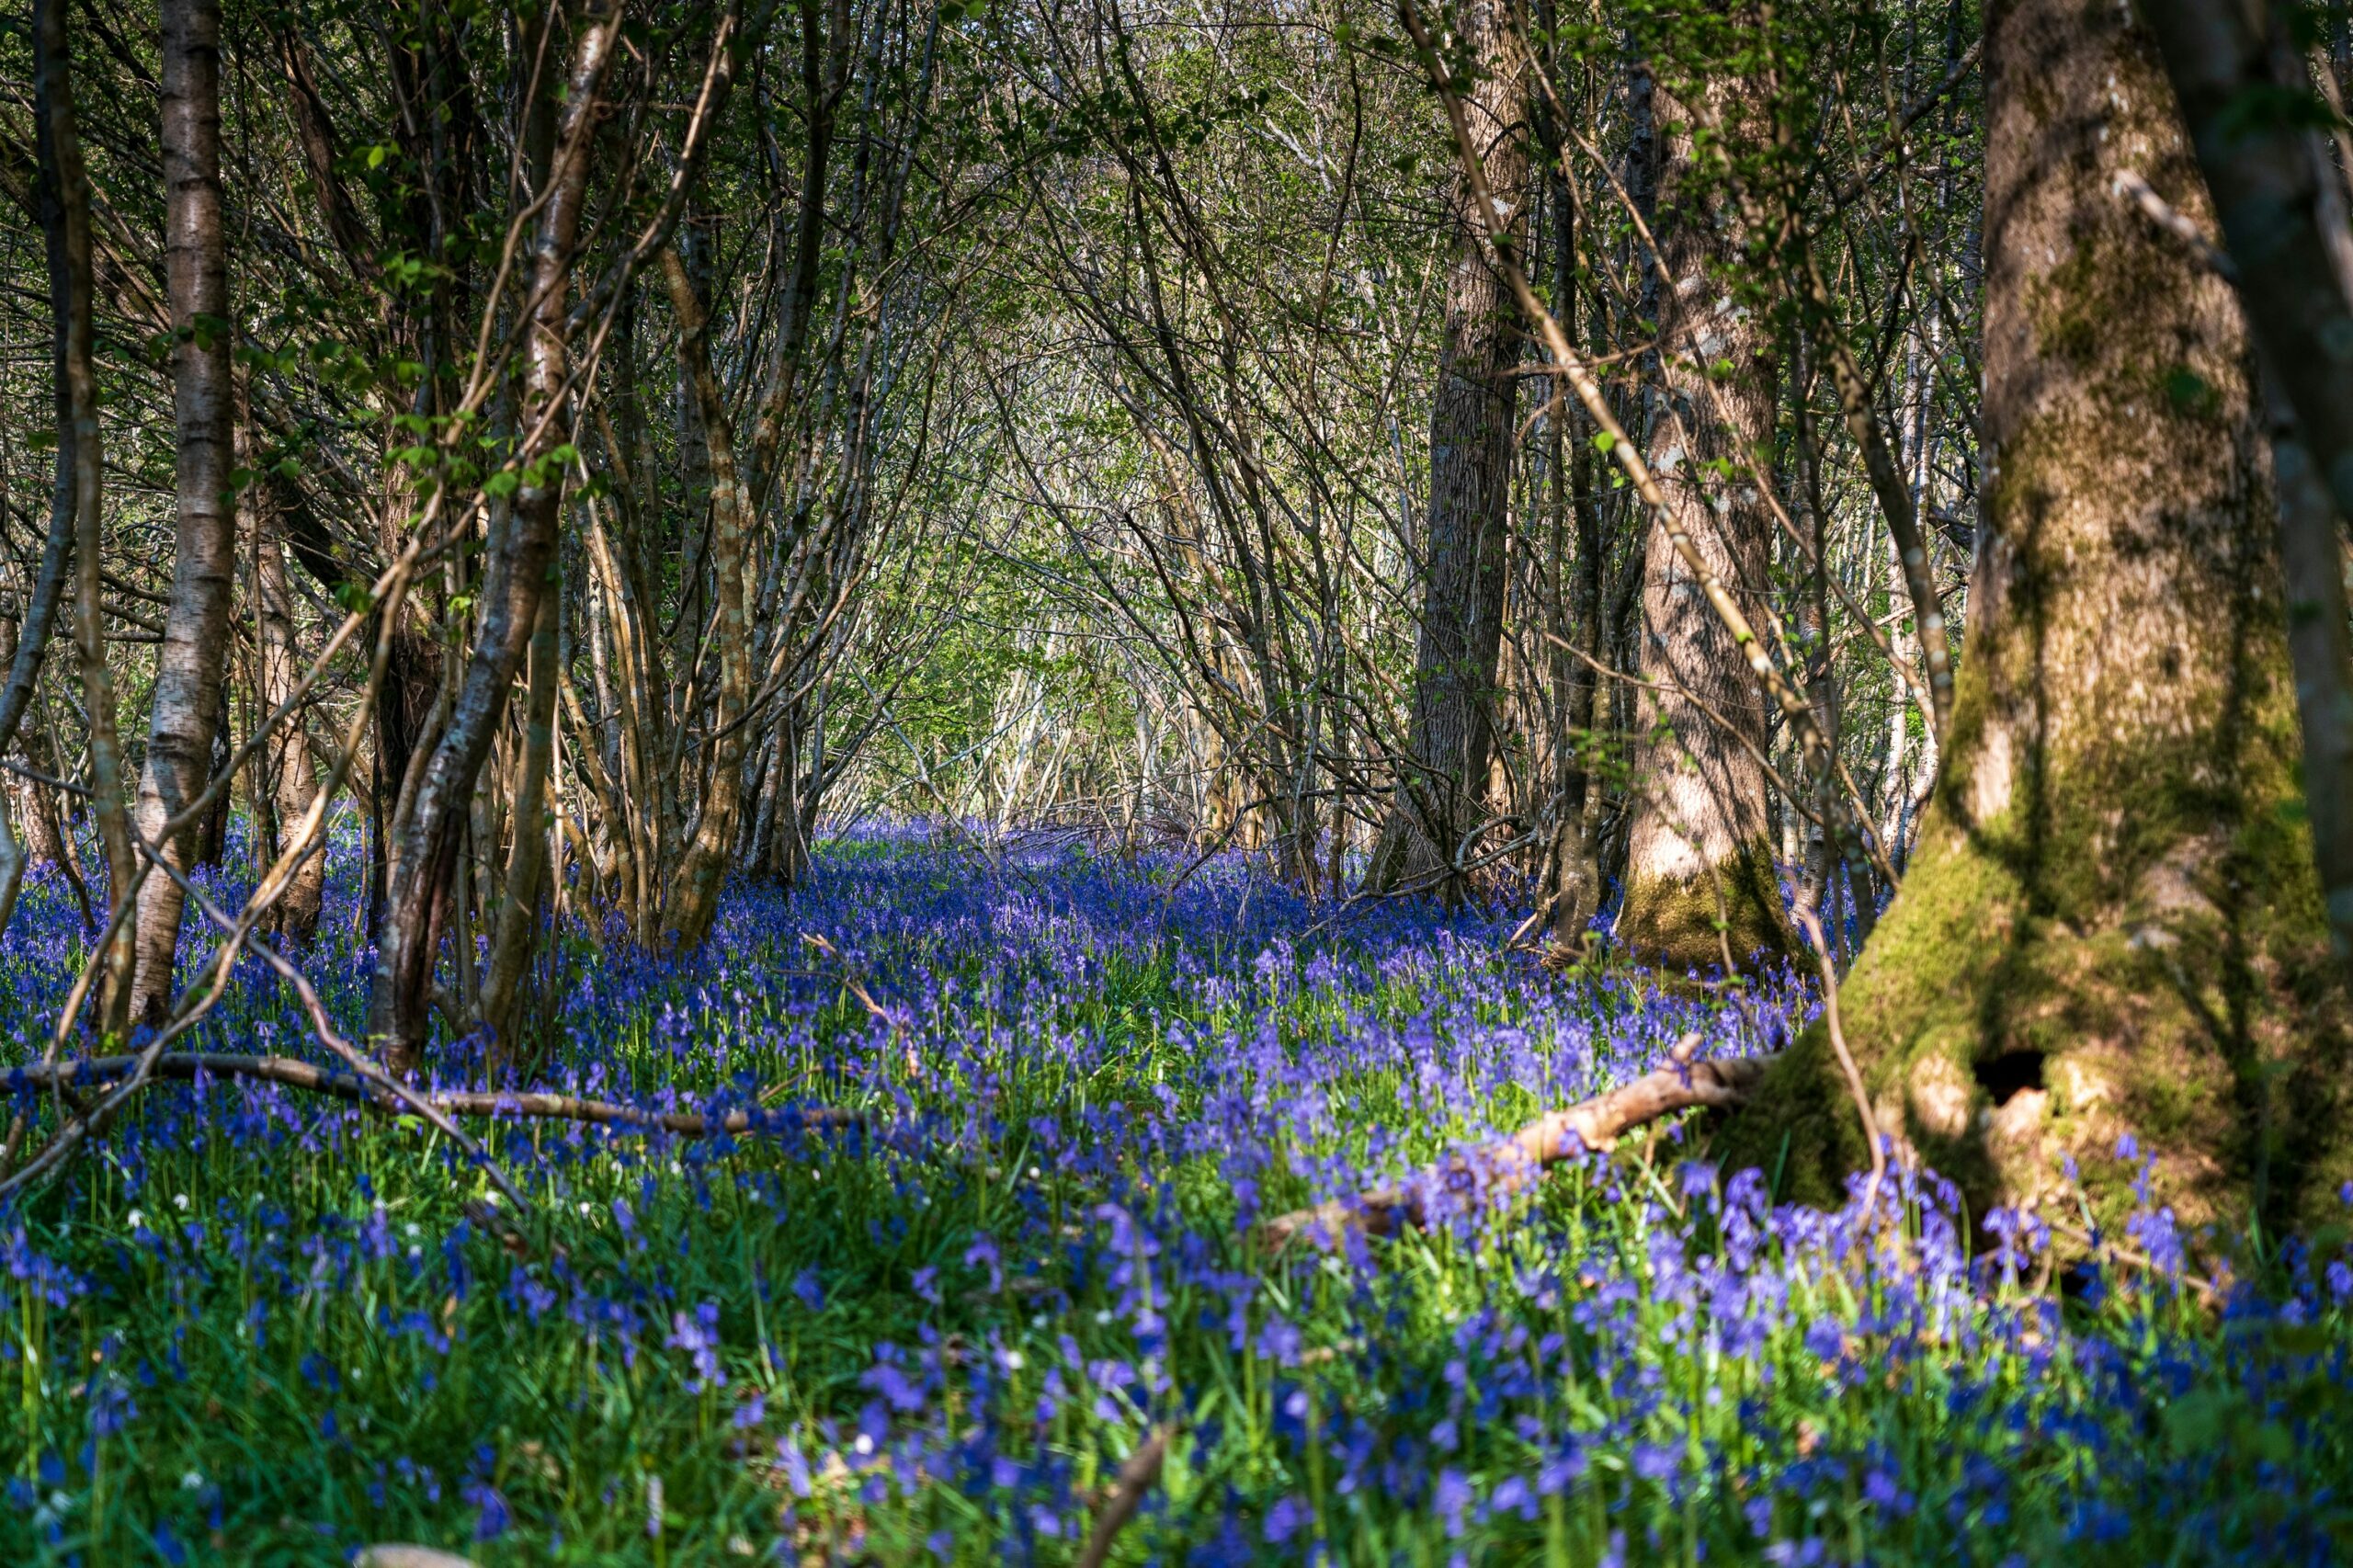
[
  {"x1": 1434, "y1": 1470, "x2": 1472, "y2": 1538},
  {"x1": 1264, "y1": 1494, "x2": 1311, "y2": 1544},
  {"x1": 1803, "y1": 1317, "x2": 1844, "y2": 1361},
  {"x1": 666, "y1": 1301, "x2": 725, "y2": 1390}
]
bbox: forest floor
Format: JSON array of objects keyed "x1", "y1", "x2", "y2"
[{"x1": 0, "y1": 831, "x2": 2343, "y2": 1564}]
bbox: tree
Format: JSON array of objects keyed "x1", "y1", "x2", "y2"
[
  {"x1": 1363, "y1": 0, "x2": 1526, "y2": 903},
  {"x1": 1612, "y1": 72, "x2": 1793, "y2": 973},
  {"x1": 128, "y1": 0, "x2": 239, "y2": 1025},
  {"x1": 1725, "y1": 0, "x2": 2352, "y2": 1226},
  {"x1": 368, "y1": 0, "x2": 623, "y2": 1074}
]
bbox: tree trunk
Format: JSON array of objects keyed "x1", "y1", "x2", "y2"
[
  {"x1": 252, "y1": 440, "x2": 324, "y2": 947},
  {"x1": 2135, "y1": 0, "x2": 2353, "y2": 988},
  {"x1": 1612, "y1": 84, "x2": 1791, "y2": 974},
  {"x1": 369, "y1": 2, "x2": 621, "y2": 1074},
  {"x1": 657, "y1": 246, "x2": 756, "y2": 949},
  {"x1": 1723, "y1": 0, "x2": 2353, "y2": 1229},
  {"x1": 37, "y1": 0, "x2": 133, "y2": 1036},
  {"x1": 481, "y1": 587, "x2": 557, "y2": 1061},
  {"x1": 1364, "y1": 0, "x2": 1525, "y2": 903},
  {"x1": 129, "y1": 0, "x2": 236, "y2": 1025}
]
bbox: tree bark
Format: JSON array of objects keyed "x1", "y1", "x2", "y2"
[
  {"x1": 657, "y1": 246, "x2": 755, "y2": 949},
  {"x1": 1722, "y1": 0, "x2": 2353, "y2": 1229},
  {"x1": 36, "y1": 0, "x2": 133, "y2": 1036},
  {"x1": 481, "y1": 588, "x2": 557, "y2": 1060},
  {"x1": 251, "y1": 430, "x2": 324, "y2": 948},
  {"x1": 1613, "y1": 84, "x2": 1792, "y2": 973},
  {"x1": 2135, "y1": 0, "x2": 2353, "y2": 988},
  {"x1": 128, "y1": 0, "x2": 237, "y2": 1025},
  {"x1": 369, "y1": 1, "x2": 621, "y2": 1074},
  {"x1": 1364, "y1": 0, "x2": 1526, "y2": 904}
]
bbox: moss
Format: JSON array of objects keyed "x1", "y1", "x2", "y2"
[
  {"x1": 1710, "y1": 711, "x2": 2353, "y2": 1234},
  {"x1": 1617, "y1": 835, "x2": 1792, "y2": 976}
]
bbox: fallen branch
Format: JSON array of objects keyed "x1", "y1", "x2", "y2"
[
  {"x1": 1260, "y1": 1038, "x2": 1770, "y2": 1253},
  {"x1": 0, "y1": 1052, "x2": 861, "y2": 1138},
  {"x1": 1074, "y1": 1424, "x2": 1173, "y2": 1568}
]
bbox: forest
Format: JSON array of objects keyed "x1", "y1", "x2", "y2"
[{"x1": 0, "y1": 0, "x2": 2345, "y2": 1557}]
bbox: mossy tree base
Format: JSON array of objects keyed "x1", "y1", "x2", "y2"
[
  {"x1": 1714, "y1": 800, "x2": 2352, "y2": 1232},
  {"x1": 1616, "y1": 836, "x2": 1792, "y2": 977}
]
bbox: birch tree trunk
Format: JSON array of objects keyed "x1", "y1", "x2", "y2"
[
  {"x1": 1613, "y1": 85, "x2": 1792, "y2": 973},
  {"x1": 1723, "y1": 0, "x2": 2353, "y2": 1228},
  {"x1": 1363, "y1": 0, "x2": 1525, "y2": 903},
  {"x1": 128, "y1": 0, "x2": 236, "y2": 1024}
]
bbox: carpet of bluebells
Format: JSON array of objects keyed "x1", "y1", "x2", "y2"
[{"x1": 0, "y1": 825, "x2": 2346, "y2": 1565}]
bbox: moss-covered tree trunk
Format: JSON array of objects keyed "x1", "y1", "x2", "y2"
[
  {"x1": 1614, "y1": 83, "x2": 1792, "y2": 974},
  {"x1": 1723, "y1": 0, "x2": 2350, "y2": 1228}
]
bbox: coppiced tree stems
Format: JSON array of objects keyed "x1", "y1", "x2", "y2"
[{"x1": 371, "y1": 0, "x2": 623, "y2": 1074}]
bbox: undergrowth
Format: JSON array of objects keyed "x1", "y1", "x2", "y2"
[{"x1": 0, "y1": 828, "x2": 2344, "y2": 1564}]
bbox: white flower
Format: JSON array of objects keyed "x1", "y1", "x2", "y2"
[
  {"x1": 179, "y1": 1471, "x2": 203, "y2": 1491},
  {"x1": 1001, "y1": 1350, "x2": 1024, "y2": 1370},
  {"x1": 852, "y1": 1434, "x2": 874, "y2": 1456},
  {"x1": 172, "y1": 1193, "x2": 189, "y2": 1211},
  {"x1": 125, "y1": 1210, "x2": 144, "y2": 1231}
]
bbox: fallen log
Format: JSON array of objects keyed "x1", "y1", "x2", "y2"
[
  {"x1": 1, "y1": 1052, "x2": 861, "y2": 1137},
  {"x1": 1260, "y1": 1038, "x2": 1770, "y2": 1252}
]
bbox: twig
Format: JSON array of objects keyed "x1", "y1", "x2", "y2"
[
  {"x1": 0, "y1": 1051, "x2": 862, "y2": 1137},
  {"x1": 2044, "y1": 1217, "x2": 2222, "y2": 1306},
  {"x1": 1074, "y1": 1424, "x2": 1173, "y2": 1568}
]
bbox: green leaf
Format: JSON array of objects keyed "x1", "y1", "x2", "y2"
[
  {"x1": 1592, "y1": 431, "x2": 1617, "y2": 454},
  {"x1": 2164, "y1": 1389, "x2": 2236, "y2": 1457}
]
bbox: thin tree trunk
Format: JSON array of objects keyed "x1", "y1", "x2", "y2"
[
  {"x1": 251, "y1": 433, "x2": 323, "y2": 947},
  {"x1": 129, "y1": 0, "x2": 237, "y2": 1024},
  {"x1": 482, "y1": 588, "x2": 557, "y2": 1060},
  {"x1": 36, "y1": 0, "x2": 132, "y2": 1036},
  {"x1": 658, "y1": 246, "x2": 756, "y2": 949}
]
